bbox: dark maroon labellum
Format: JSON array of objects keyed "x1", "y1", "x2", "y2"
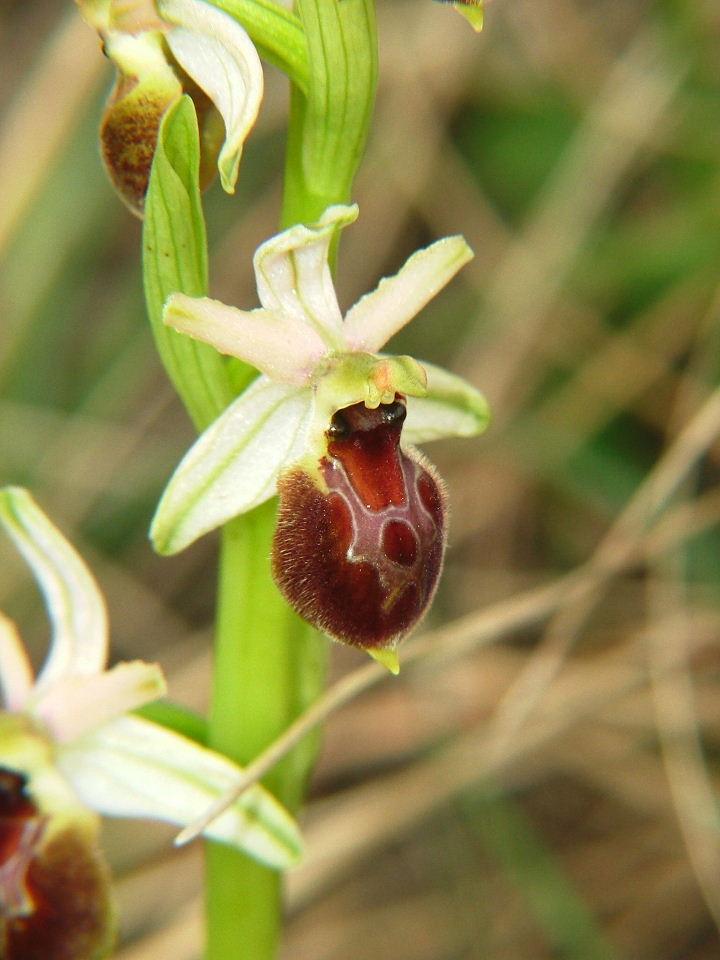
[
  {"x1": 272, "y1": 397, "x2": 447, "y2": 651},
  {"x1": 0, "y1": 769, "x2": 44, "y2": 926},
  {"x1": 0, "y1": 768, "x2": 115, "y2": 960}
]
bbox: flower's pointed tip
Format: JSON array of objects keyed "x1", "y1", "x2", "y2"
[
  {"x1": 148, "y1": 518, "x2": 179, "y2": 557},
  {"x1": 173, "y1": 822, "x2": 197, "y2": 848},
  {"x1": 318, "y1": 203, "x2": 359, "y2": 230},
  {"x1": 369, "y1": 648, "x2": 401, "y2": 675},
  {"x1": 453, "y1": 1, "x2": 484, "y2": 31},
  {"x1": 218, "y1": 149, "x2": 240, "y2": 195}
]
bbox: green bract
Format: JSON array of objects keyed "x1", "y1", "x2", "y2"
[{"x1": 150, "y1": 204, "x2": 490, "y2": 555}]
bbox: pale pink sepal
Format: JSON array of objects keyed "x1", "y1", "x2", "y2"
[
  {"x1": 343, "y1": 235, "x2": 474, "y2": 352},
  {"x1": 165, "y1": 294, "x2": 325, "y2": 385},
  {"x1": 0, "y1": 612, "x2": 34, "y2": 712},
  {"x1": 34, "y1": 661, "x2": 167, "y2": 745},
  {"x1": 151, "y1": 377, "x2": 312, "y2": 554}
]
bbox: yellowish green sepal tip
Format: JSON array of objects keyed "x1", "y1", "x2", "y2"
[
  {"x1": 455, "y1": 2, "x2": 484, "y2": 31},
  {"x1": 369, "y1": 648, "x2": 400, "y2": 675}
]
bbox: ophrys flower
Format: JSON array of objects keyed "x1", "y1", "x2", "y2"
[{"x1": 151, "y1": 205, "x2": 489, "y2": 668}]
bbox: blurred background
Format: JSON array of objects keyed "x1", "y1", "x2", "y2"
[{"x1": 2, "y1": 0, "x2": 720, "y2": 957}]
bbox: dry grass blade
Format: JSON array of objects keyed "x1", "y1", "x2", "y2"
[{"x1": 0, "y1": 9, "x2": 104, "y2": 254}]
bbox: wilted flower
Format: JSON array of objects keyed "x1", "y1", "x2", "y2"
[
  {"x1": 0, "y1": 487, "x2": 301, "y2": 959},
  {"x1": 77, "y1": 0, "x2": 263, "y2": 214},
  {"x1": 151, "y1": 205, "x2": 489, "y2": 670}
]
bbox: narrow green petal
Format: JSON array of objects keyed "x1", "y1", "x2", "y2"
[
  {"x1": 402, "y1": 361, "x2": 490, "y2": 444},
  {"x1": 59, "y1": 716, "x2": 303, "y2": 869},
  {"x1": 0, "y1": 487, "x2": 108, "y2": 688},
  {"x1": 343, "y1": 235, "x2": 474, "y2": 353},
  {"x1": 151, "y1": 379, "x2": 312, "y2": 554}
]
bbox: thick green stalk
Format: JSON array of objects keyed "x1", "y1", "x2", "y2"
[
  {"x1": 282, "y1": 0, "x2": 377, "y2": 227},
  {"x1": 207, "y1": 503, "x2": 324, "y2": 958}
]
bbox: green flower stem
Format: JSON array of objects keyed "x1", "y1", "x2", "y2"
[
  {"x1": 206, "y1": 846, "x2": 281, "y2": 958},
  {"x1": 282, "y1": 0, "x2": 378, "y2": 228},
  {"x1": 210, "y1": 504, "x2": 325, "y2": 809},
  {"x1": 205, "y1": 4, "x2": 378, "y2": 957},
  {"x1": 207, "y1": 502, "x2": 323, "y2": 959}
]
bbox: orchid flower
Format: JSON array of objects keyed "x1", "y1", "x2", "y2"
[
  {"x1": 151, "y1": 205, "x2": 489, "y2": 669},
  {"x1": 76, "y1": 0, "x2": 263, "y2": 214},
  {"x1": 0, "y1": 487, "x2": 302, "y2": 959}
]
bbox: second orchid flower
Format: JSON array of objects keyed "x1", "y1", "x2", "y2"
[{"x1": 0, "y1": 487, "x2": 302, "y2": 959}]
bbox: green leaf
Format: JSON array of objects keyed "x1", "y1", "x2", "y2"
[
  {"x1": 142, "y1": 96, "x2": 236, "y2": 431},
  {"x1": 283, "y1": 0, "x2": 378, "y2": 227},
  {"x1": 210, "y1": 0, "x2": 310, "y2": 94}
]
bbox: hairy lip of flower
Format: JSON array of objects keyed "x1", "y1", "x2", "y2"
[
  {"x1": 0, "y1": 744, "x2": 116, "y2": 960},
  {"x1": 272, "y1": 398, "x2": 447, "y2": 653}
]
